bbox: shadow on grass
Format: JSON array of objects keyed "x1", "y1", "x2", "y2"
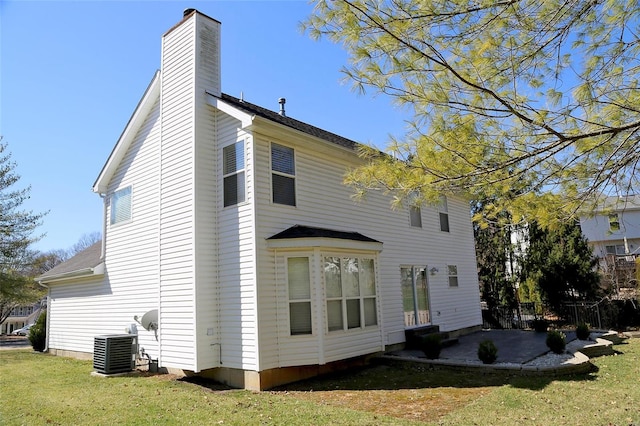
[{"x1": 267, "y1": 361, "x2": 599, "y2": 393}]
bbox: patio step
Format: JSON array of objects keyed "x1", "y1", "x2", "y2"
[
  {"x1": 404, "y1": 326, "x2": 458, "y2": 349},
  {"x1": 577, "y1": 338, "x2": 616, "y2": 358},
  {"x1": 598, "y1": 330, "x2": 627, "y2": 345}
]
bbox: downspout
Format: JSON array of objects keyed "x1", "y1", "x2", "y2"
[{"x1": 98, "y1": 193, "x2": 107, "y2": 259}]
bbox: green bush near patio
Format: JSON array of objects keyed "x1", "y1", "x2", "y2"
[
  {"x1": 546, "y1": 330, "x2": 567, "y2": 354},
  {"x1": 2, "y1": 339, "x2": 640, "y2": 425}
]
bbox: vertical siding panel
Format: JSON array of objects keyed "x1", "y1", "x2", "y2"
[
  {"x1": 216, "y1": 113, "x2": 258, "y2": 370},
  {"x1": 159, "y1": 16, "x2": 196, "y2": 370},
  {"x1": 192, "y1": 15, "x2": 222, "y2": 370}
]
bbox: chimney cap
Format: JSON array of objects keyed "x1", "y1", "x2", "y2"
[
  {"x1": 278, "y1": 98, "x2": 286, "y2": 116},
  {"x1": 183, "y1": 8, "x2": 197, "y2": 17}
]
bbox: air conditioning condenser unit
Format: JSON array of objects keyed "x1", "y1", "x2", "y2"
[{"x1": 93, "y1": 334, "x2": 136, "y2": 374}]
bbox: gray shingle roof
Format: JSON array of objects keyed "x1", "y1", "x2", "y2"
[
  {"x1": 38, "y1": 241, "x2": 103, "y2": 281},
  {"x1": 220, "y1": 93, "x2": 359, "y2": 150},
  {"x1": 267, "y1": 225, "x2": 380, "y2": 243}
]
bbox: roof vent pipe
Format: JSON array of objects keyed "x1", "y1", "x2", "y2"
[
  {"x1": 278, "y1": 98, "x2": 286, "y2": 116},
  {"x1": 183, "y1": 8, "x2": 196, "y2": 17}
]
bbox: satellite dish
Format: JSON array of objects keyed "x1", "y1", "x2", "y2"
[{"x1": 139, "y1": 309, "x2": 158, "y2": 331}]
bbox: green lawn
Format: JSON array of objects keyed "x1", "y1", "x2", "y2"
[{"x1": 1, "y1": 339, "x2": 639, "y2": 425}]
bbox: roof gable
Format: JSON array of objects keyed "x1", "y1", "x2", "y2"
[
  {"x1": 38, "y1": 241, "x2": 104, "y2": 283},
  {"x1": 93, "y1": 71, "x2": 161, "y2": 193}
]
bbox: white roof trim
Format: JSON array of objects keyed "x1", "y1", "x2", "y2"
[
  {"x1": 206, "y1": 92, "x2": 254, "y2": 128},
  {"x1": 93, "y1": 71, "x2": 161, "y2": 193},
  {"x1": 37, "y1": 262, "x2": 105, "y2": 284}
]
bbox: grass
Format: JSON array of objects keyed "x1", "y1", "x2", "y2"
[{"x1": 1, "y1": 339, "x2": 639, "y2": 425}]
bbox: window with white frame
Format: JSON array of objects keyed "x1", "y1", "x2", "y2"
[
  {"x1": 271, "y1": 143, "x2": 296, "y2": 206},
  {"x1": 401, "y1": 266, "x2": 430, "y2": 327},
  {"x1": 608, "y1": 214, "x2": 620, "y2": 232},
  {"x1": 110, "y1": 186, "x2": 132, "y2": 225},
  {"x1": 448, "y1": 265, "x2": 459, "y2": 287},
  {"x1": 287, "y1": 257, "x2": 312, "y2": 335},
  {"x1": 223, "y1": 141, "x2": 245, "y2": 207},
  {"x1": 410, "y1": 206, "x2": 422, "y2": 228},
  {"x1": 324, "y1": 256, "x2": 377, "y2": 332},
  {"x1": 605, "y1": 245, "x2": 626, "y2": 255},
  {"x1": 439, "y1": 195, "x2": 450, "y2": 232}
]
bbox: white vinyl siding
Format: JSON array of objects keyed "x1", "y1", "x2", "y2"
[
  {"x1": 217, "y1": 115, "x2": 257, "y2": 371},
  {"x1": 47, "y1": 89, "x2": 163, "y2": 359},
  {"x1": 158, "y1": 15, "x2": 199, "y2": 370}
]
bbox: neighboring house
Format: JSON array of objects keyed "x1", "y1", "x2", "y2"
[
  {"x1": 37, "y1": 9, "x2": 482, "y2": 390},
  {"x1": 1, "y1": 301, "x2": 44, "y2": 335},
  {"x1": 579, "y1": 195, "x2": 640, "y2": 295}
]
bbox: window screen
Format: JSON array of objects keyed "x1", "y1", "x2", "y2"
[
  {"x1": 111, "y1": 186, "x2": 132, "y2": 225},
  {"x1": 223, "y1": 141, "x2": 245, "y2": 207},
  {"x1": 271, "y1": 143, "x2": 295, "y2": 206}
]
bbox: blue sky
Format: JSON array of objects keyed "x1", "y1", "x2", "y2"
[{"x1": 1, "y1": 0, "x2": 410, "y2": 253}]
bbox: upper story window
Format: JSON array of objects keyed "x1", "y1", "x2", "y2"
[
  {"x1": 111, "y1": 186, "x2": 132, "y2": 225},
  {"x1": 605, "y1": 245, "x2": 626, "y2": 255},
  {"x1": 271, "y1": 143, "x2": 296, "y2": 206},
  {"x1": 439, "y1": 195, "x2": 450, "y2": 232},
  {"x1": 448, "y1": 264, "x2": 459, "y2": 287},
  {"x1": 410, "y1": 206, "x2": 422, "y2": 228},
  {"x1": 608, "y1": 214, "x2": 620, "y2": 232},
  {"x1": 223, "y1": 141, "x2": 245, "y2": 207}
]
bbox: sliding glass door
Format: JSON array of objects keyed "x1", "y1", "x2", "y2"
[{"x1": 401, "y1": 266, "x2": 431, "y2": 327}]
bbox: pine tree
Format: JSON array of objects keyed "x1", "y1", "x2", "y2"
[
  {"x1": 472, "y1": 200, "x2": 516, "y2": 310},
  {"x1": 306, "y1": 1, "x2": 640, "y2": 225},
  {"x1": 0, "y1": 140, "x2": 46, "y2": 325},
  {"x1": 520, "y1": 221, "x2": 600, "y2": 314}
]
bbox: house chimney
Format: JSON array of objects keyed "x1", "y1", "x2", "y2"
[
  {"x1": 183, "y1": 8, "x2": 196, "y2": 17},
  {"x1": 278, "y1": 98, "x2": 286, "y2": 116}
]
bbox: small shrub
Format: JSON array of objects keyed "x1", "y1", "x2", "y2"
[
  {"x1": 420, "y1": 333, "x2": 442, "y2": 359},
  {"x1": 29, "y1": 311, "x2": 47, "y2": 352},
  {"x1": 546, "y1": 330, "x2": 566, "y2": 354},
  {"x1": 532, "y1": 318, "x2": 549, "y2": 332},
  {"x1": 477, "y1": 339, "x2": 498, "y2": 364},
  {"x1": 576, "y1": 323, "x2": 590, "y2": 340}
]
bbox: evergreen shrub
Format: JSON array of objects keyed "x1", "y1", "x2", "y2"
[
  {"x1": 546, "y1": 330, "x2": 566, "y2": 354},
  {"x1": 420, "y1": 333, "x2": 442, "y2": 359},
  {"x1": 29, "y1": 311, "x2": 46, "y2": 352},
  {"x1": 477, "y1": 339, "x2": 498, "y2": 364},
  {"x1": 576, "y1": 323, "x2": 590, "y2": 340}
]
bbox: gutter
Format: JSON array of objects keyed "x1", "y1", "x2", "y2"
[{"x1": 37, "y1": 263, "x2": 105, "y2": 285}]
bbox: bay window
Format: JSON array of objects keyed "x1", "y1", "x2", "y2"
[
  {"x1": 288, "y1": 257, "x2": 312, "y2": 335},
  {"x1": 324, "y1": 256, "x2": 377, "y2": 332}
]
